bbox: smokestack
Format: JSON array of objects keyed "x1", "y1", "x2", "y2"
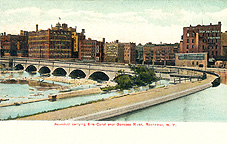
[
  {"x1": 103, "y1": 38, "x2": 105, "y2": 43},
  {"x1": 36, "y1": 24, "x2": 38, "y2": 32},
  {"x1": 82, "y1": 29, "x2": 85, "y2": 34}
]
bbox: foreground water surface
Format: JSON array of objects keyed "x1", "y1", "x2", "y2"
[
  {"x1": 107, "y1": 83, "x2": 227, "y2": 122},
  {"x1": 0, "y1": 71, "x2": 168, "y2": 120},
  {"x1": 1, "y1": 70, "x2": 227, "y2": 121}
]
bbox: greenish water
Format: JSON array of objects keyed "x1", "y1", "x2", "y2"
[
  {"x1": 0, "y1": 71, "x2": 164, "y2": 120},
  {"x1": 106, "y1": 84, "x2": 227, "y2": 122}
]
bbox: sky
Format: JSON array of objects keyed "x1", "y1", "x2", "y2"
[{"x1": 1, "y1": 0, "x2": 227, "y2": 44}]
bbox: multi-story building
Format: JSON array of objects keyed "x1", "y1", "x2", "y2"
[
  {"x1": 79, "y1": 38, "x2": 97, "y2": 61},
  {"x1": 123, "y1": 42, "x2": 136, "y2": 64},
  {"x1": 143, "y1": 42, "x2": 179, "y2": 65},
  {"x1": 143, "y1": 42, "x2": 155, "y2": 64},
  {"x1": 153, "y1": 43, "x2": 179, "y2": 65},
  {"x1": 136, "y1": 43, "x2": 144, "y2": 64},
  {"x1": 72, "y1": 29, "x2": 86, "y2": 58},
  {"x1": 28, "y1": 23, "x2": 75, "y2": 59},
  {"x1": 96, "y1": 38, "x2": 105, "y2": 62},
  {"x1": 180, "y1": 22, "x2": 222, "y2": 59},
  {"x1": 17, "y1": 30, "x2": 29, "y2": 57},
  {"x1": 0, "y1": 31, "x2": 28, "y2": 57},
  {"x1": 104, "y1": 40, "x2": 124, "y2": 63},
  {"x1": 78, "y1": 38, "x2": 105, "y2": 62},
  {"x1": 221, "y1": 31, "x2": 227, "y2": 57}
]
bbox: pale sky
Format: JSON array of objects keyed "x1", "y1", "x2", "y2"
[{"x1": 1, "y1": 0, "x2": 227, "y2": 44}]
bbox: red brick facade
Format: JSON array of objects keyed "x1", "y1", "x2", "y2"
[{"x1": 180, "y1": 22, "x2": 222, "y2": 59}]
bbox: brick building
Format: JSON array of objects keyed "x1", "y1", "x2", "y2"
[
  {"x1": 143, "y1": 42, "x2": 154, "y2": 64},
  {"x1": 221, "y1": 31, "x2": 227, "y2": 57},
  {"x1": 153, "y1": 43, "x2": 179, "y2": 65},
  {"x1": 28, "y1": 23, "x2": 75, "y2": 59},
  {"x1": 0, "y1": 31, "x2": 28, "y2": 57},
  {"x1": 104, "y1": 40, "x2": 124, "y2": 63},
  {"x1": 78, "y1": 37, "x2": 105, "y2": 62},
  {"x1": 72, "y1": 29, "x2": 85, "y2": 58},
  {"x1": 180, "y1": 22, "x2": 222, "y2": 59},
  {"x1": 136, "y1": 43, "x2": 143, "y2": 64},
  {"x1": 143, "y1": 42, "x2": 179, "y2": 65},
  {"x1": 123, "y1": 42, "x2": 136, "y2": 64}
]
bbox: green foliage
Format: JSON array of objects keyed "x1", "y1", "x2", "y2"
[
  {"x1": 110, "y1": 65, "x2": 157, "y2": 90},
  {"x1": 114, "y1": 74, "x2": 134, "y2": 90},
  {"x1": 130, "y1": 65, "x2": 157, "y2": 86},
  {"x1": 101, "y1": 86, "x2": 116, "y2": 91},
  {"x1": 0, "y1": 64, "x2": 5, "y2": 69}
]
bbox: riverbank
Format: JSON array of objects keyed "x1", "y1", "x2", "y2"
[
  {"x1": 17, "y1": 73, "x2": 217, "y2": 121},
  {"x1": 33, "y1": 76, "x2": 117, "y2": 87}
]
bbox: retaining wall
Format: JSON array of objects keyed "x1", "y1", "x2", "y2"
[
  {"x1": 54, "y1": 87, "x2": 102, "y2": 99},
  {"x1": 69, "y1": 83, "x2": 212, "y2": 121}
]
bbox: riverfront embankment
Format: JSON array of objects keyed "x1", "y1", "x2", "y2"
[{"x1": 17, "y1": 73, "x2": 217, "y2": 121}]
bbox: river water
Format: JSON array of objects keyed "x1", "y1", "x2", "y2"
[
  {"x1": 1, "y1": 70, "x2": 226, "y2": 121},
  {"x1": 0, "y1": 71, "x2": 168, "y2": 120},
  {"x1": 107, "y1": 71, "x2": 227, "y2": 122}
]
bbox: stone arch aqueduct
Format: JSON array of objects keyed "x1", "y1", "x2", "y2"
[{"x1": 0, "y1": 58, "x2": 134, "y2": 80}]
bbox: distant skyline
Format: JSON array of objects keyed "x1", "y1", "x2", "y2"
[{"x1": 1, "y1": 0, "x2": 227, "y2": 44}]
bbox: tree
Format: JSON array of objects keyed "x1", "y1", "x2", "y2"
[
  {"x1": 110, "y1": 65, "x2": 157, "y2": 90},
  {"x1": 114, "y1": 74, "x2": 134, "y2": 90},
  {"x1": 130, "y1": 65, "x2": 156, "y2": 86}
]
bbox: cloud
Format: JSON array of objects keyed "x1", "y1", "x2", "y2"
[
  {"x1": 1, "y1": 6, "x2": 227, "y2": 44},
  {"x1": 145, "y1": 9, "x2": 174, "y2": 20}
]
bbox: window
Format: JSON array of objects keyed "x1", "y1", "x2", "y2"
[
  {"x1": 192, "y1": 39, "x2": 194, "y2": 43},
  {"x1": 187, "y1": 33, "x2": 189, "y2": 37},
  {"x1": 187, "y1": 45, "x2": 189, "y2": 49},
  {"x1": 187, "y1": 39, "x2": 189, "y2": 43},
  {"x1": 192, "y1": 45, "x2": 194, "y2": 49}
]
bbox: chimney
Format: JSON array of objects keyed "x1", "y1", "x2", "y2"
[
  {"x1": 82, "y1": 29, "x2": 85, "y2": 34},
  {"x1": 210, "y1": 23, "x2": 212, "y2": 25},
  {"x1": 218, "y1": 21, "x2": 221, "y2": 26},
  {"x1": 102, "y1": 38, "x2": 105, "y2": 43},
  {"x1": 4, "y1": 32, "x2": 6, "y2": 36},
  {"x1": 116, "y1": 40, "x2": 119, "y2": 43},
  {"x1": 36, "y1": 24, "x2": 38, "y2": 32}
]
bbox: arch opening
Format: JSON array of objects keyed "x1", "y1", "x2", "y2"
[
  {"x1": 52, "y1": 68, "x2": 67, "y2": 76},
  {"x1": 69, "y1": 69, "x2": 86, "y2": 79},
  {"x1": 25, "y1": 65, "x2": 37, "y2": 73},
  {"x1": 39, "y1": 66, "x2": 51, "y2": 75},
  {"x1": 89, "y1": 71, "x2": 109, "y2": 81},
  {"x1": 15, "y1": 64, "x2": 24, "y2": 70}
]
